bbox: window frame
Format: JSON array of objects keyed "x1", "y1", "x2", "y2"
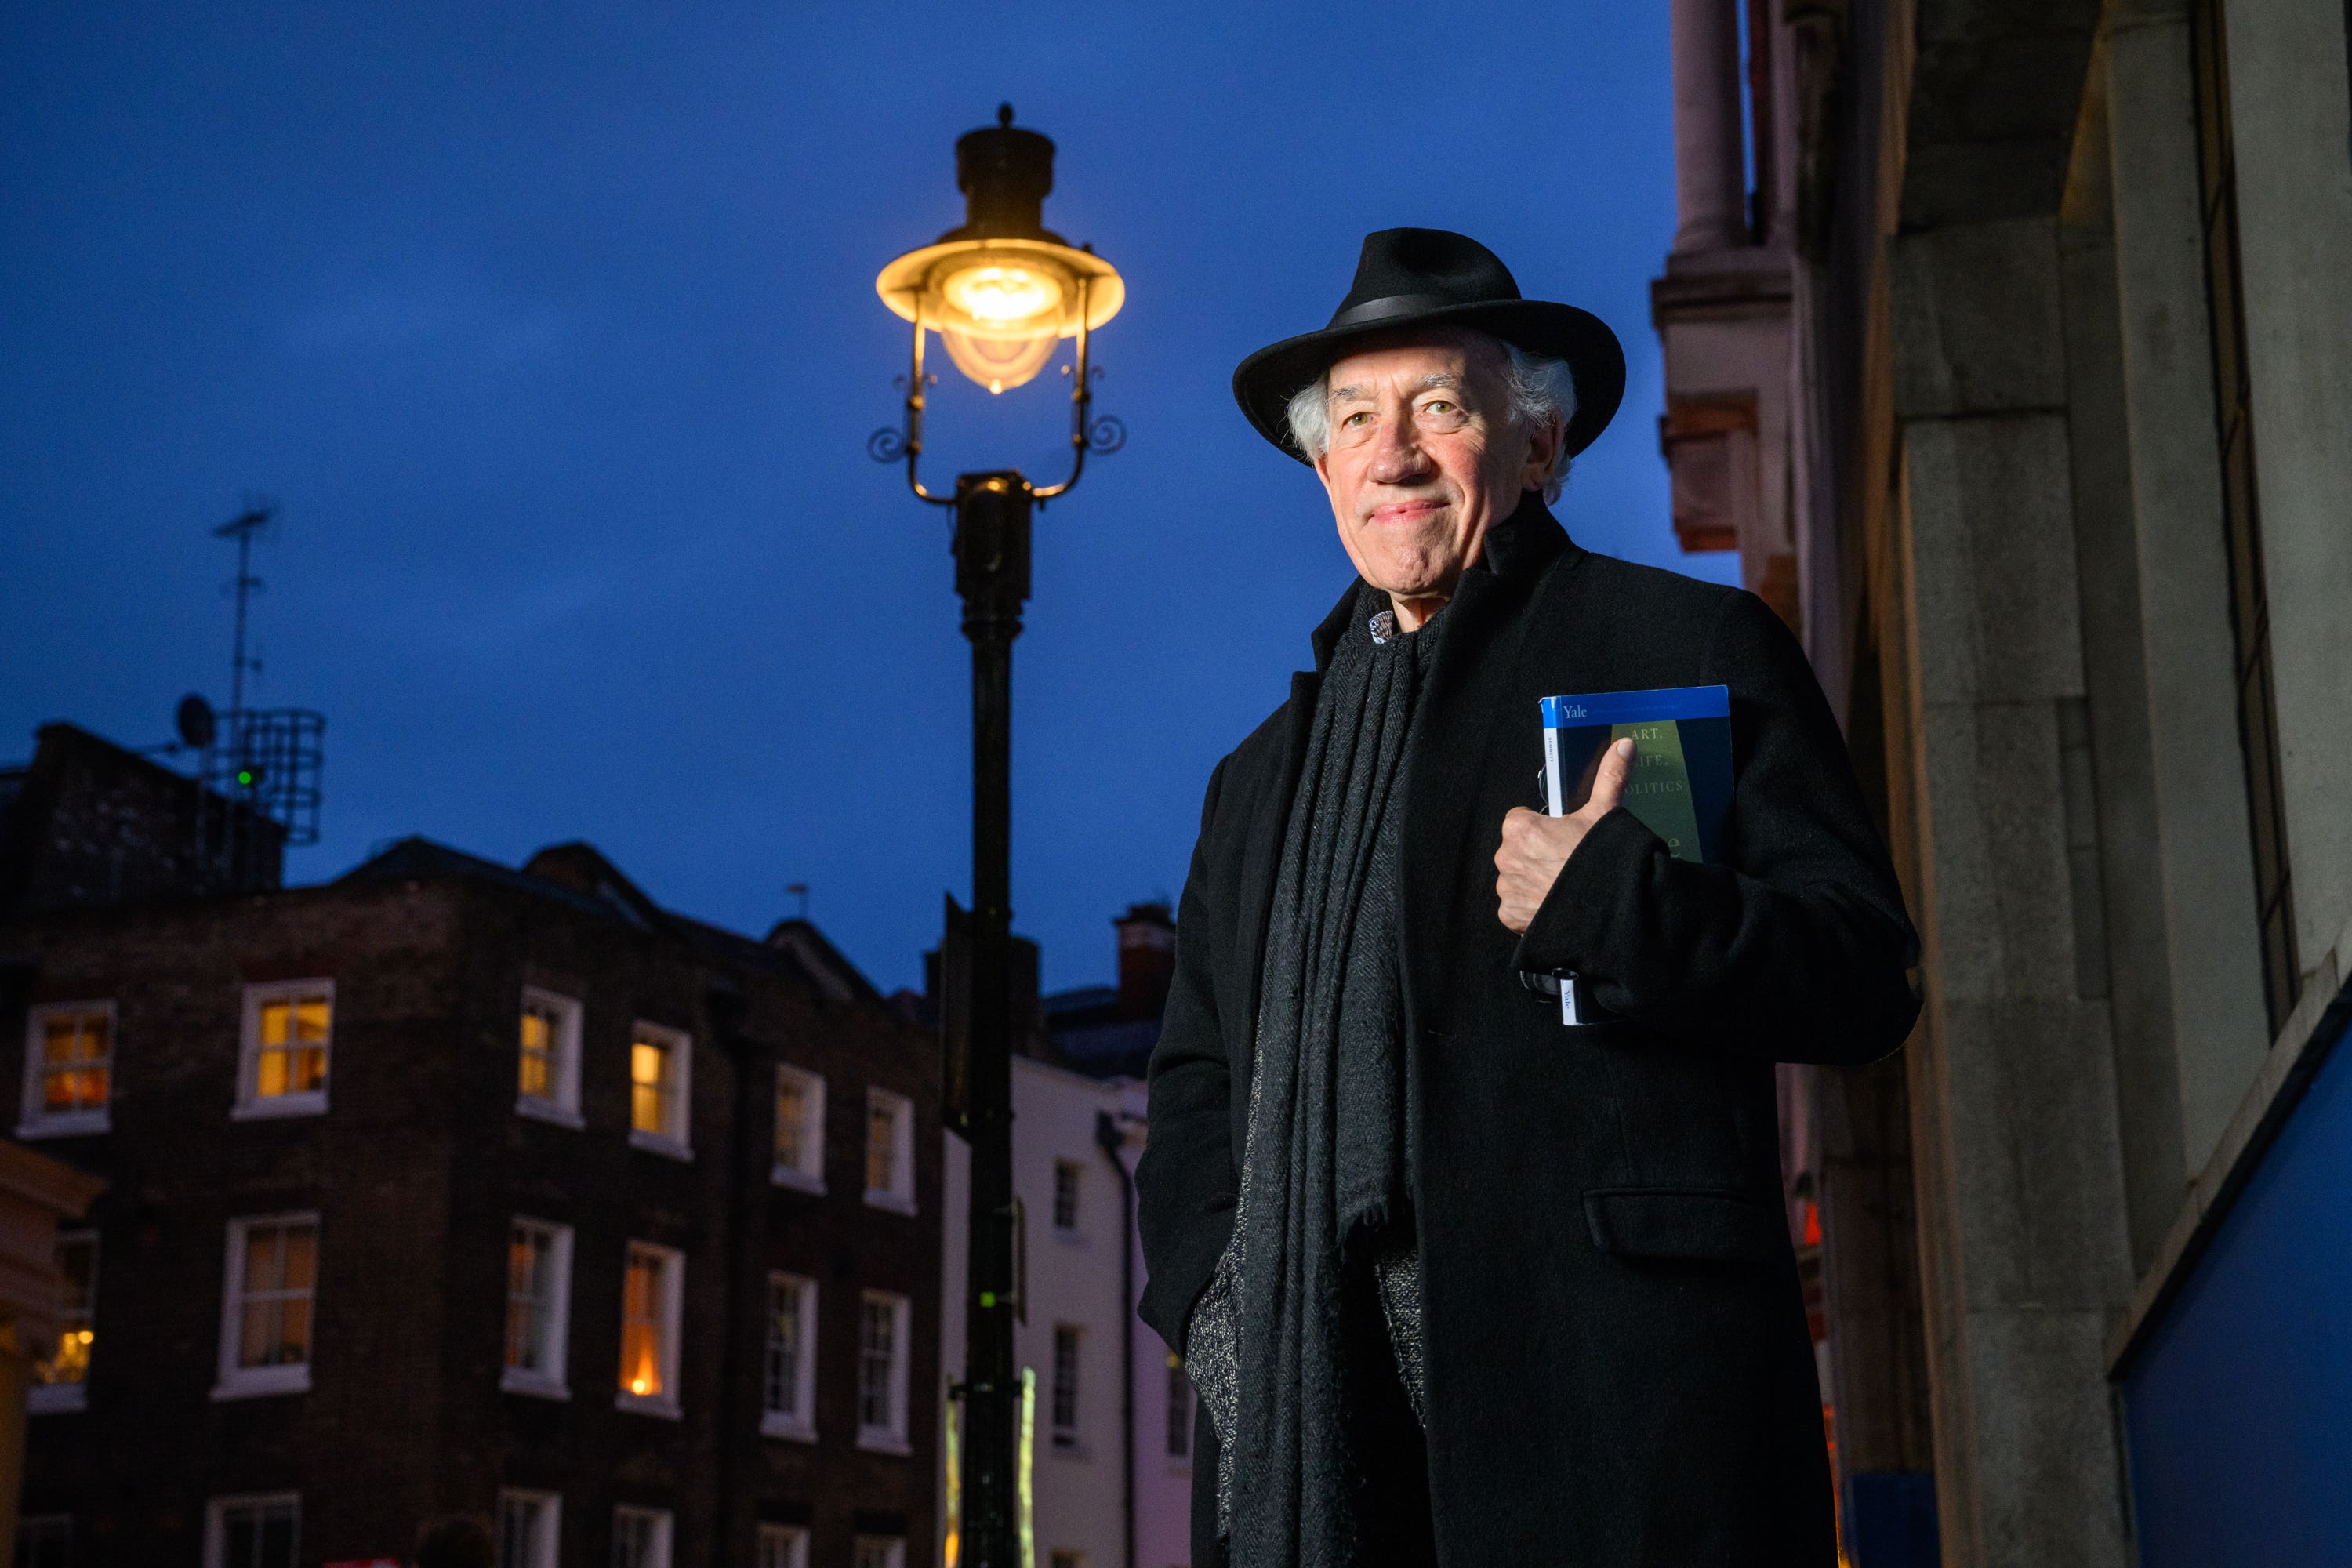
[
  {"x1": 515, "y1": 988, "x2": 584, "y2": 1128},
  {"x1": 501, "y1": 1217, "x2": 574, "y2": 1399},
  {"x1": 1051, "y1": 1160, "x2": 1081, "y2": 1233},
  {"x1": 1051, "y1": 1323, "x2": 1081, "y2": 1448},
  {"x1": 756, "y1": 1523, "x2": 811, "y2": 1568},
  {"x1": 234, "y1": 979, "x2": 334, "y2": 1120},
  {"x1": 16, "y1": 999, "x2": 115, "y2": 1138},
  {"x1": 203, "y1": 1490, "x2": 301, "y2": 1568},
  {"x1": 627, "y1": 1020, "x2": 693, "y2": 1160},
  {"x1": 760, "y1": 1271, "x2": 818, "y2": 1441},
  {"x1": 495, "y1": 1488, "x2": 561, "y2": 1568},
  {"x1": 862, "y1": 1087, "x2": 916, "y2": 1214},
  {"x1": 212, "y1": 1212, "x2": 319, "y2": 1400},
  {"x1": 855, "y1": 1289, "x2": 913, "y2": 1453},
  {"x1": 852, "y1": 1535, "x2": 907, "y2": 1568},
  {"x1": 28, "y1": 1227, "x2": 98, "y2": 1414},
  {"x1": 771, "y1": 1062, "x2": 826, "y2": 1193},
  {"x1": 615, "y1": 1240, "x2": 684, "y2": 1419},
  {"x1": 610, "y1": 1505, "x2": 674, "y2": 1568}
]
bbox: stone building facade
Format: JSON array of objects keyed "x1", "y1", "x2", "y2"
[
  {"x1": 1654, "y1": 1, "x2": 2352, "y2": 1563},
  {"x1": 6, "y1": 728, "x2": 943, "y2": 1568}
]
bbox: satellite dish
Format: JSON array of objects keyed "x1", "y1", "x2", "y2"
[{"x1": 176, "y1": 694, "x2": 217, "y2": 749}]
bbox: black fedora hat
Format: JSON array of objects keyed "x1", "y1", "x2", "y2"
[{"x1": 1232, "y1": 227, "x2": 1625, "y2": 465}]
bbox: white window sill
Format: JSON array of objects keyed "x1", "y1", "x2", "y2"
[
  {"x1": 15, "y1": 1111, "x2": 110, "y2": 1139},
  {"x1": 27, "y1": 1381, "x2": 88, "y2": 1414},
  {"x1": 212, "y1": 1365, "x2": 312, "y2": 1400},
  {"x1": 515, "y1": 1097, "x2": 585, "y2": 1131},
  {"x1": 231, "y1": 1094, "x2": 328, "y2": 1122},
  {"x1": 615, "y1": 1391, "x2": 683, "y2": 1421},
  {"x1": 770, "y1": 1166, "x2": 826, "y2": 1196},
  {"x1": 628, "y1": 1129, "x2": 693, "y2": 1162},
  {"x1": 500, "y1": 1367, "x2": 572, "y2": 1400},
  {"x1": 855, "y1": 1430, "x2": 913, "y2": 1457},
  {"x1": 862, "y1": 1189, "x2": 917, "y2": 1217},
  {"x1": 760, "y1": 1413, "x2": 818, "y2": 1443}
]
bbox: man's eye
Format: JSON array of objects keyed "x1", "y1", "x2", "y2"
[
  {"x1": 1421, "y1": 400, "x2": 1457, "y2": 416},
  {"x1": 1341, "y1": 410, "x2": 1371, "y2": 427}
]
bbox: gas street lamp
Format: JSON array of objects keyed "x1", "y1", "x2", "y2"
[{"x1": 869, "y1": 104, "x2": 1124, "y2": 1568}]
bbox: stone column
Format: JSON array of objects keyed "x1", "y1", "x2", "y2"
[
  {"x1": 1671, "y1": 0, "x2": 1748, "y2": 252},
  {"x1": 1889, "y1": 216, "x2": 2138, "y2": 1568}
]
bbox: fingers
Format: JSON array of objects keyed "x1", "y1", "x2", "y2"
[{"x1": 1586, "y1": 736, "x2": 1635, "y2": 815}]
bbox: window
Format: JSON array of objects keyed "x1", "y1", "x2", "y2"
[
  {"x1": 18, "y1": 1000, "x2": 113, "y2": 1137},
  {"x1": 852, "y1": 1537, "x2": 906, "y2": 1568},
  {"x1": 29, "y1": 1229, "x2": 96, "y2": 1413},
  {"x1": 863, "y1": 1087, "x2": 914, "y2": 1212},
  {"x1": 628, "y1": 1022, "x2": 691, "y2": 1157},
  {"x1": 1052, "y1": 1160, "x2": 1081, "y2": 1232},
  {"x1": 757, "y1": 1523, "x2": 810, "y2": 1568},
  {"x1": 761, "y1": 1272, "x2": 818, "y2": 1439},
  {"x1": 517, "y1": 989, "x2": 583, "y2": 1126},
  {"x1": 857, "y1": 1290, "x2": 911, "y2": 1451},
  {"x1": 14, "y1": 1515, "x2": 71, "y2": 1568},
  {"x1": 497, "y1": 1490, "x2": 561, "y2": 1568},
  {"x1": 616, "y1": 1242, "x2": 683, "y2": 1417},
  {"x1": 205, "y1": 1493, "x2": 299, "y2": 1568},
  {"x1": 1166, "y1": 1355, "x2": 1192, "y2": 1459},
  {"x1": 771, "y1": 1064, "x2": 826, "y2": 1192},
  {"x1": 1051, "y1": 1552, "x2": 1083, "y2": 1568},
  {"x1": 214, "y1": 1215, "x2": 317, "y2": 1399},
  {"x1": 235, "y1": 981, "x2": 332, "y2": 1119},
  {"x1": 1051, "y1": 1324, "x2": 1080, "y2": 1446},
  {"x1": 611, "y1": 1506, "x2": 673, "y2": 1568},
  {"x1": 503, "y1": 1218, "x2": 573, "y2": 1397}
]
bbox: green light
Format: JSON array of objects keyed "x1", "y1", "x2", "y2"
[
  {"x1": 237, "y1": 770, "x2": 255, "y2": 786},
  {"x1": 979, "y1": 1290, "x2": 996, "y2": 1308}
]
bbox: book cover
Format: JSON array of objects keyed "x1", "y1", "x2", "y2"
[{"x1": 1536, "y1": 684, "x2": 1733, "y2": 1023}]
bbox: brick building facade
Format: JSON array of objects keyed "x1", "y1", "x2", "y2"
[{"x1": 6, "y1": 727, "x2": 942, "y2": 1568}]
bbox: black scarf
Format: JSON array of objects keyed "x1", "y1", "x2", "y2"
[{"x1": 1225, "y1": 581, "x2": 1439, "y2": 1566}]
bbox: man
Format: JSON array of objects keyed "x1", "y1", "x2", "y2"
[{"x1": 1134, "y1": 229, "x2": 1919, "y2": 1568}]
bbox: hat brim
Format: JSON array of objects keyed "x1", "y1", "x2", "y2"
[{"x1": 1231, "y1": 298, "x2": 1626, "y2": 465}]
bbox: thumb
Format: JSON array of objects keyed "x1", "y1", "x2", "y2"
[{"x1": 1588, "y1": 736, "x2": 1635, "y2": 814}]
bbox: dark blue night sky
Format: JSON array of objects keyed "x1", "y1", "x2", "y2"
[{"x1": 1, "y1": 2, "x2": 1733, "y2": 995}]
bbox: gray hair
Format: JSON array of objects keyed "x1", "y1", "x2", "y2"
[{"x1": 1284, "y1": 334, "x2": 1578, "y2": 503}]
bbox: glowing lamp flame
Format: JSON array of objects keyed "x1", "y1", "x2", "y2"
[
  {"x1": 630, "y1": 1377, "x2": 651, "y2": 1395},
  {"x1": 942, "y1": 263, "x2": 1061, "y2": 325}
]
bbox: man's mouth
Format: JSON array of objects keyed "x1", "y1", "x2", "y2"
[{"x1": 1367, "y1": 498, "x2": 1446, "y2": 526}]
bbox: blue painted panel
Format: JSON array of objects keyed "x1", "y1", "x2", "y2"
[
  {"x1": 2122, "y1": 1011, "x2": 2352, "y2": 1567},
  {"x1": 1844, "y1": 1471, "x2": 1939, "y2": 1567}
]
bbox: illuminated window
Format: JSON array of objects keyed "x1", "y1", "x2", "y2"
[
  {"x1": 516, "y1": 989, "x2": 583, "y2": 1126},
  {"x1": 496, "y1": 1490, "x2": 560, "y2": 1568},
  {"x1": 616, "y1": 1242, "x2": 683, "y2": 1417},
  {"x1": 757, "y1": 1524, "x2": 810, "y2": 1568},
  {"x1": 1051, "y1": 1324, "x2": 1080, "y2": 1446},
  {"x1": 204, "y1": 1493, "x2": 299, "y2": 1568},
  {"x1": 17, "y1": 1001, "x2": 113, "y2": 1138},
  {"x1": 863, "y1": 1087, "x2": 914, "y2": 1213},
  {"x1": 853, "y1": 1535, "x2": 906, "y2": 1568},
  {"x1": 214, "y1": 1214, "x2": 317, "y2": 1399},
  {"x1": 857, "y1": 1290, "x2": 910, "y2": 1450},
  {"x1": 235, "y1": 982, "x2": 332, "y2": 1119},
  {"x1": 628, "y1": 1022, "x2": 691, "y2": 1157},
  {"x1": 1053, "y1": 1161, "x2": 1080, "y2": 1231},
  {"x1": 1165, "y1": 1356, "x2": 1191, "y2": 1459},
  {"x1": 28, "y1": 1230, "x2": 96, "y2": 1414},
  {"x1": 502, "y1": 1218, "x2": 572, "y2": 1397},
  {"x1": 772, "y1": 1064, "x2": 826, "y2": 1192},
  {"x1": 611, "y1": 1506, "x2": 673, "y2": 1568},
  {"x1": 761, "y1": 1272, "x2": 818, "y2": 1439}
]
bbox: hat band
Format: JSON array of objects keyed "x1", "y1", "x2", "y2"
[{"x1": 1326, "y1": 291, "x2": 1509, "y2": 329}]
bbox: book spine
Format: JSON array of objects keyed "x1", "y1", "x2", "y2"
[{"x1": 1541, "y1": 719, "x2": 1578, "y2": 1025}]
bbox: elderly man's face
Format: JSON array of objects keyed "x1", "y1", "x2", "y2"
[{"x1": 1311, "y1": 330, "x2": 1553, "y2": 628}]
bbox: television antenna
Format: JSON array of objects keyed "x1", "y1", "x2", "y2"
[{"x1": 214, "y1": 499, "x2": 274, "y2": 716}]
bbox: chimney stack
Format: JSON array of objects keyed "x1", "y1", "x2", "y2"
[{"x1": 1113, "y1": 901, "x2": 1175, "y2": 1020}]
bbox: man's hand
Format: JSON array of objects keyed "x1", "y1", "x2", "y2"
[{"x1": 1495, "y1": 736, "x2": 1635, "y2": 933}]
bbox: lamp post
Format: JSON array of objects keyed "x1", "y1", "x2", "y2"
[{"x1": 870, "y1": 104, "x2": 1123, "y2": 1568}]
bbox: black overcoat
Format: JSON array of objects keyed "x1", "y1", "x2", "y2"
[{"x1": 1134, "y1": 503, "x2": 1921, "y2": 1567}]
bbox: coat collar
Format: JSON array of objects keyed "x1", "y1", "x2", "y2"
[{"x1": 1306, "y1": 492, "x2": 1573, "y2": 671}]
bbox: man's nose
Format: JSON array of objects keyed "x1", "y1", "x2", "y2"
[{"x1": 1367, "y1": 413, "x2": 1432, "y2": 484}]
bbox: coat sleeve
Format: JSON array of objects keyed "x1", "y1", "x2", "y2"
[
  {"x1": 1509, "y1": 589, "x2": 1921, "y2": 1065},
  {"x1": 1135, "y1": 754, "x2": 1240, "y2": 1353}
]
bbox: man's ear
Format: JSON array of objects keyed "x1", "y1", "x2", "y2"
[{"x1": 1519, "y1": 413, "x2": 1564, "y2": 492}]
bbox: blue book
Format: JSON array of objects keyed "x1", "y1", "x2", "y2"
[{"x1": 1537, "y1": 684, "x2": 1733, "y2": 1022}]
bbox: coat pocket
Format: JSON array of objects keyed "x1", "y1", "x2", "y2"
[{"x1": 1581, "y1": 1186, "x2": 1784, "y2": 1265}]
